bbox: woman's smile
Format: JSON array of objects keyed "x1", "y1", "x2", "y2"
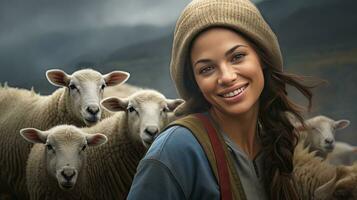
[{"x1": 219, "y1": 83, "x2": 249, "y2": 98}]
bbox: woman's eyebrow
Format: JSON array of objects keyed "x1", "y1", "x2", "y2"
[
  {"x1": 225, "y1": 44, "x2": 247, "y2": 56},
  {"x1": 194, "y1": 59, "x2": 211, "y2": 67}
]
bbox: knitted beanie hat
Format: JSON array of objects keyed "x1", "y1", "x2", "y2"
[{"x1": 170, "y1": 0, "x2": 282, "y2": 115}]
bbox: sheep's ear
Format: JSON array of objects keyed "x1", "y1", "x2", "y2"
[
  {"x1": 103, "y1": 71, "x2": 130, "y2": 86},
  {"x1": 166, "y1": 99, "x2": 185, "y2": 112},
  {"x1": 20, "y1": 128, "x2": 48, "y2": 144},
  {"x1": 86, "y1": 133, "x2": 108, "y2": 147},
  {"x1": 334, "y1": 120, "x2": 350, "y2": 130},
  {"x1": 288, "y1": 114, "x2": 306, "y2": 131},
  {"x1": 101, "y1": 97, "x2": 128, "y2": 112},
  {"x1": 285, "y1": 111, "x2": 303, "y2": 127},
  {"x1": 314, "y1": 173, "x2": 337, "y2": 199},
  {"x1": 46, "y1": 69, "x2": 70, "y2": 87}
]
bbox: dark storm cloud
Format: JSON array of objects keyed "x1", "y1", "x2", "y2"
[{"x1": 0, "y1": 0, "x2": 192, "y2": 45}]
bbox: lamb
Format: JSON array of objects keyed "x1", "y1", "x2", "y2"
[
  {"x1": 287, "y1": 113, "x2": 350, "y2": 158},
  {"x1": 293, "y1": 137, "x2": 357, "y2": 199},
  {"x1": 20, "y1": 125, "x2": 108, "y2": 200},
  {"x1": 0, "y1": 68, "x2": 129, "y2": 199},
  {"x1": 24, "y1": 89, "x2": 184, "y2": 200}
]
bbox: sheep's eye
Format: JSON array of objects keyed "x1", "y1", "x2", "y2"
[
  {"x1": 128, "y1": 106, "x2": 136, "y2": 113},
  {"x1": 162, "y1": 106, "x2": 169, "y2": 113},
  {"x1": 46, "y1": 144, "x2": 53, "y2": 151},
  {"x1": 69, "y1": 84, "x2": 77, "y2": 90},
  {"x1": 101, "y1": 84, "x2": 106, "y2": 90},
  {"x1": 81, "y1": 145, "x2": 87, "y2": 151}
]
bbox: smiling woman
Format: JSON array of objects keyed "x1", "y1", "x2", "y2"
[{"x1": 127, "y1": 0, "x2": 314, "y2": 199}]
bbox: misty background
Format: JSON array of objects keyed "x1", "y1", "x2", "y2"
[{"x1": 0, "y1": 0, "x2": 356, "y2": 143}]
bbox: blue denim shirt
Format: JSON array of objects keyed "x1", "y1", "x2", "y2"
[{"x1": 127, "y1": 125, "x2": 267, "y2": 200}]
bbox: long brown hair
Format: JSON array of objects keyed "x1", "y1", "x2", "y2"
[{"x1": 254, "y1": 42, "x2": 316, "y2": 199}]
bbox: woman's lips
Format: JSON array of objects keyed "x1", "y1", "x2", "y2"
[{"x1": 219, "y1": 83, "x2": 249, "y2": 98}]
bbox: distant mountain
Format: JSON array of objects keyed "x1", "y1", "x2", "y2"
[
  {"x1": 0, "y1": 24, "x2": 172, "y2": 93},
  {"x1": 98, "y1": 35, "x2": 176, "y2": 97},
  {"x1": 275, "y1": 0, "x2": 357, "y2": 53},
  {"x1": 106, "y1": 35, "x2": 173, "y2": 64}
]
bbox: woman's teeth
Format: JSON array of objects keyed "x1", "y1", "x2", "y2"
[{"x1": 223, "y1": 85, "x2": 247, "y2": 98}]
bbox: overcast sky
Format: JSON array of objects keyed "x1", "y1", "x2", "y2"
[{"x1": 0, "y1": 0, "x2": 264, "y2": 45}]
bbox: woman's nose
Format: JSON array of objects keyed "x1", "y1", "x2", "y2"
[{"x1": 217, "y1": 64, "x2": 237, "y2": 85}]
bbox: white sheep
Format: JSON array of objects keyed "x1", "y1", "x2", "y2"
[
  {"x1": 0, "y1": 68, "x2": 129, "y2": 199},
  {"x1": 24, "y1": 89, "x2": 184, "y2": 199},
  {"x1": 287, "y1": 113, "x2": 350, "y2": 158},
  {"x1": 20, "y1": 125, "x2": 108, "y2": 200},
  {"x1": 293, "y1": 138, "x2": 357, "y2": 199},
  {"x1": 102, "y1": 83, "x2": 180, "y2": 122},
  {"x1": 328, "y1": 141, "x2": 357, "y2": 166}
]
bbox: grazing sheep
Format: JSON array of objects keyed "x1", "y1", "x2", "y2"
[
  {"x1": 287, "y1": 113, "x2": 350, "y2": 158},
  {"x1": 328, "y1": 141, "x2": 357, "y2": 166},
  {"x1": 25, "y1": 89, "x2": 184, "y2": 199},
  {"x1": 293, "y1": 138, "x2": 357, "y2": 200},
  {"x1": 20, "y1": 125, "x2": 107, "y2": 200},
  {"x1": 0, "y1": 68, "x2": 129, "y2": 199}
]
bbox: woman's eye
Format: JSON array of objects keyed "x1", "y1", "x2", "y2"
[
  {"x1": 199, "y1": 66, "x2": 214, "y2": 74},
  {"x1": 231, "y1": 53, "x2": 245, "y2": 63}
]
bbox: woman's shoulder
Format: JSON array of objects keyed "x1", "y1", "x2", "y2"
[
  {"x1": 145, "y1": 125, "x2": 203, "y2": 161},
  {"x1": 128, "y1": 125, "x2": 219, "y2": 199}
]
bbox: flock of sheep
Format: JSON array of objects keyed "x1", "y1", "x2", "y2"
[{"x1": 0, "y1": 68, "x2": 356, "y2": 200}]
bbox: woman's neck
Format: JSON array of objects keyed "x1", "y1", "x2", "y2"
[{"x1": 209, "y1": 102, "x2": 261, "y2": 160}]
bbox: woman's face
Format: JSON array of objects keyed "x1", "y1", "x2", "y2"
[{"x1": 190, "y1": 27, "x2": 264, "y2": 117}]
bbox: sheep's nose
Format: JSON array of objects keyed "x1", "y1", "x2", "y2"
[
  {"x1": 325, "y1": 138, "x2": 334, "y2": 144},
  {"x1": 86, "y1": 105, "x2": 99, "y2": 115},
  {"x1": 61, "y1": 169, "x2": 76, "y2": 182},
  {"x1": 144, "y1": 126, "x2": 159, "y2": 136}
]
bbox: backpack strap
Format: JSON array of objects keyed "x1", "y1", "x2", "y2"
[
  {"x1": 166, "y1": 114, "x2": 247, "y2": 200},
  {"x1": 195, "y1": 113, "x2": 233, "y2": 200}
]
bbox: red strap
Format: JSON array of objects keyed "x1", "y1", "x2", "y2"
[{"x1": 195, "y1": 113, "x2": 233, "y2": 200}]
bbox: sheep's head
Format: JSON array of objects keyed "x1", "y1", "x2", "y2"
[
  {"x1": 315, "y1": 165, "x2": 357, "y2": 200},
  {"x1": 46, "y1": 68, "x2": 129, "y2": 126},
  {"x1": 20, "y1": 125, "x2": 107, "y2": 191},
  {"x1": 101, "y1": 90, "x2": 184, "y2": 148},
  {"x1": 290, "y1": 114, "x2": 350, "y2": 155}
]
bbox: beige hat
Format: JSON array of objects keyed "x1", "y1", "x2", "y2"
[{"x1": 170, "y1": 0, "x2": 283, "y2": 115}]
